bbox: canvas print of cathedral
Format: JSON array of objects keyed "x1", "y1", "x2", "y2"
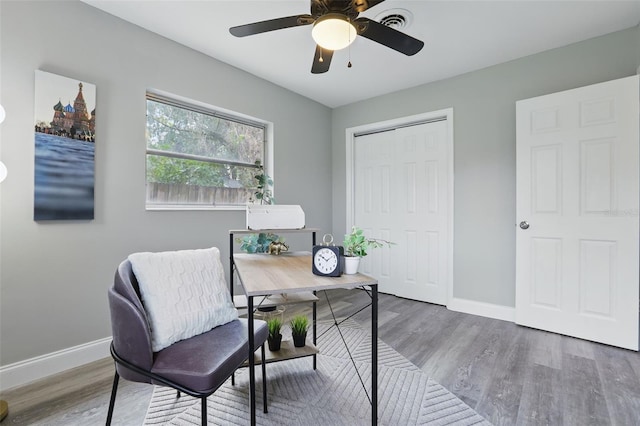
[{"x1": 34, "y1": 71, "x2": 96, "y2": 221}]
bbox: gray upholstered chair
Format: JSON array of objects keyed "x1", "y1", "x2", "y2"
[{"x1": 106, "y1": 258, "x2": 268, "y2": 425}]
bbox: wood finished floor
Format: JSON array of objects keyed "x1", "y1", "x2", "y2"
[{"x1": 1, "y1": 289, "x2": 639, "y2": 425}]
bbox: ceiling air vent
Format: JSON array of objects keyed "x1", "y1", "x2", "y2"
[{"x1": 375, "y1": 9, "x2": 413, "y2": 30}]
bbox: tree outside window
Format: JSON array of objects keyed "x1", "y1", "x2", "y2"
[{"x1": 145, "y1": 94, "x2": 268, "y2": 208}]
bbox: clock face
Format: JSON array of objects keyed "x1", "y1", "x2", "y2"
[{"x1": 313, "y1": 247, "x2": 339, "y2": 274}]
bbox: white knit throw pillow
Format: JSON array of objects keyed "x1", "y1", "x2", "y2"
[{"x1": 128, "y1": 247, "x2": 238, "y2": 352}]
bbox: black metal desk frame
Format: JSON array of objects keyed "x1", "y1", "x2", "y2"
[{"x1": 229, "y1": 230, "x2": 378, "y2": 426}]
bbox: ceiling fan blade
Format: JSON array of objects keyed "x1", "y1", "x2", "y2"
[
  {"x1": 351, "y1": 0, "x2": 386, "y2": 13},
  {"x1": 311, "y1": 45, "x2": 334, "y2": 74},
  {"x1": 355, "y1": 17, "x2": 424, "y2": 56},
  {"x1": 230, "y1": 15, "x2": 313, "y2": 37}
]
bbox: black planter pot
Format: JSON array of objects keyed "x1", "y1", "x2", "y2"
[
  {"x1": 292, "y1": 332, "x2": 307, "y2": 348},
  {"x1": 268, "y1": 334, "x2": 282, "y2": 351}
]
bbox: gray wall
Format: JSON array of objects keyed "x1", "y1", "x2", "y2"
[
  {"x1": 331, "y1": 26, "x2": 640, "y2": 308},
  {"x1": 0, "y1": 1, "x2": 332, "y2": 366},
  {"x1": 637, "y1": 23, "x2": 640, "y2": 70}
]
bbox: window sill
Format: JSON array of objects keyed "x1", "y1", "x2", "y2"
[{"x1": 146, "y1": 204, "x2": 247, "y2": 212}]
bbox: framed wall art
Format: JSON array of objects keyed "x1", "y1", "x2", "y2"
[{"x1": 34, "y1": 70, "x2": 96, "y2": 221}]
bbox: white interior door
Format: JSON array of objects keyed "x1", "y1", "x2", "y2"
[
  {"x1": 354, "y1": 120, "x2": 450, "y2": 304},
  {"x1": 516, "y1": 75, "x2": 639, "y2": 350}
]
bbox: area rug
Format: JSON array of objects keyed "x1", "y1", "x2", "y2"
[{"x1": 144, "y1": 320, "x2": 491, "y2": 425}]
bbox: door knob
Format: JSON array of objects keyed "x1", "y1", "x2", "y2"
[{"x1": 519, "y1": 221, "x2": 530, "y2": 230}]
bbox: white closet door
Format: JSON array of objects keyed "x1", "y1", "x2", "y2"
[
  {"x1": 516, "y1": 75, "x2": 639, "y2": 350},
  {"x1": 354, "y1": 120, "x2": 450, "y2": 304}
]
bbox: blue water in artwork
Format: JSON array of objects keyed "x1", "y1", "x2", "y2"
[{"x1": 34, "y1": 133, "x2": 94, "y2": 221}]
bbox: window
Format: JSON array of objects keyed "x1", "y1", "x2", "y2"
[{"x1": 145, "y1": 92, "x2": 269, "y2": 209}]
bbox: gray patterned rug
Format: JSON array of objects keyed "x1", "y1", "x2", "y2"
[{"x1": 144, "y1": 320, "x2": 490, "y2": 425}]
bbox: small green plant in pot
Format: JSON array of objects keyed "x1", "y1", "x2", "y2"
[
  {"x1": 267, "y1": 317, "x2": 283, "y2": 351},
  {"x1": 343, "y1": 226, "x2": 394, "y2": 274},
  {"x1": 290, "y1": 315, "x2": 309, "y2": 348}
]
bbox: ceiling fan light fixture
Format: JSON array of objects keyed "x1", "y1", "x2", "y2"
[{"x1": 312, "y1": 13, "x2": 357, "y2": 51}]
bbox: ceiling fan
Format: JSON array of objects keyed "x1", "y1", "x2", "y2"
[{"x1": 229, "y1": 0, "x2": 424, "y2": 74}]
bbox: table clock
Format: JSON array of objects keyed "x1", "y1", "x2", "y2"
[{"x1": 312, "y1": 234, "x2": 343, "y2": 277}]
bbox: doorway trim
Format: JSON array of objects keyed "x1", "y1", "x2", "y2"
[{"x1": 345, "y1": 108, "x2": 455, "y2": 304}]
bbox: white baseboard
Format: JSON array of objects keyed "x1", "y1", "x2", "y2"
[
  {"x1": 0, "y1": 337, "x2": 112, "y2": 391},
  {"x1": 447, "y1": 297, "x2": 515, "y2": 322}
]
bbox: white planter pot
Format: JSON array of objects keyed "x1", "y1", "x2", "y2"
[{"x1": 343, "y1": 256, "x2": 361, "y2": 274}]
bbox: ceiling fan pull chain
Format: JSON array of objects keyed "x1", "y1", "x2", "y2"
[
  {"x1": 347, "y1": 17, "x2": 353, "y2": 69},
  {"x1": 319, "y1": 49, "x2": 324, "y2": 63}
]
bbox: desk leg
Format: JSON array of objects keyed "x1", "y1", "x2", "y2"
[
  {"x1": 313, "y1": 292, "x2": 317, "y2": 370},
  {"x1": 312, "y1": 232, "x2": 317, "y2": 371},
  {"x1": 248, "y1": 296, "x2": 256, "y2": 426},
  {"x1": 371, "y1": 285, "x2": 378, "y2": 426},
  {"x1": 229, "y1": 233, "x2": 234, "y2": 299}
]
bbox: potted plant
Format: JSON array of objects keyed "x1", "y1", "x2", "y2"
[
  {"x1": 290, "y1": 315, "x2": 309, "y2": 348},
  {"x1": 239, "y1": 160, "x2": 282, "y2": 253},
  {"x1": 251, "y1": 159, "x2": 273, "y2": 205},
  {"x1": 342, "y1": 226, "x2": 393, "y2": 274},
  {"x1": 267, "y1": 317, "x2": 283, "y2": 351}
]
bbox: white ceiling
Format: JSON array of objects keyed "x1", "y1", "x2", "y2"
[{"x1": 83, "y1": 0, "x2": 640, "y2": 108}]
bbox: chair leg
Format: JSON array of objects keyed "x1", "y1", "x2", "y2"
[
  {"x1": 261, "y1": 344, "x2": 267, "y2": 413},
  {"x1": 105, "y1": 371, "x2": 119, "y2": 426},
  {"x1": 201, "y1": 396, "x2": 207, "y2": 426}
]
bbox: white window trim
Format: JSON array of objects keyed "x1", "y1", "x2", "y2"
[{"x1": 145, "y1": 89, "x2": 274, "y2": 211}]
